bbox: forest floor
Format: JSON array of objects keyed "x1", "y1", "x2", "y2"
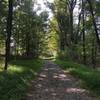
[{"x1": 27, "y1": 60, "x2": 96, "y2": 100}]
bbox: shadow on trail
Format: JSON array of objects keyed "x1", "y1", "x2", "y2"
[{"x1": 27, "y1": 60, "x2": 94, "y2": 100}]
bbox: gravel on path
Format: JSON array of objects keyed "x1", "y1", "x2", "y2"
[{"x1": 27, "y1": 60, "x2": 96, "y2": 100}]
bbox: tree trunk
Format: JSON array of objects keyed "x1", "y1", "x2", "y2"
[
  {"x1": 87, "y1": 0, "x2": 100, "y2": 49},
  {"x1": 82, "y1": 0, "x2": 86, "y2": 64},
  {"x1": 26, "y1": 33, "x2": 30, "y2": 57},
  {"x1": 75, "y1": 10, "x2": 82, "y2": 44},
  {"x1": 70, "y1": 10, "x2": 73, "y2": 42},
  {"x1": 91, "y1": 37, "x2": 96, "y2": 69},
  {"x1": 4, "y1": 0, "x2": 13, "y2": 70}
]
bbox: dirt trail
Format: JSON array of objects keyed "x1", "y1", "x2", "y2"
[{"x1": 27, "y1": 60, "x2": 96, "y2": 100}]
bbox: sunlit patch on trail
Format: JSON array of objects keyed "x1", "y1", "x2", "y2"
[
  {"x1": 40, "y1": 74, "x2": 47, "y2": 78},
  {"x1": 65, "y1": 88, "x2": 86, "y2": 93}
]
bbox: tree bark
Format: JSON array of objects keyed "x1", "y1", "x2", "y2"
[
  {"x1": 82, "y1": 0, "x2": 86, "y2": 64},
  {"x1": 4, "y1": 0, "x2": 13, "y2": 70},
  {"x1": 91, "y1": 37, "x2": 96, "y2": 69},
  {"x1": 87, "y1": 0, "x2": 100, "y2": 49}
]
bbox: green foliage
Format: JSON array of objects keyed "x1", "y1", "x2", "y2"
[
  {"x1": 39, "y1": 17, "x2": 59, "y2": 58},
  {"x1": 0, "y1": 0, "x2": 50, "y2": 58},
  {"x1": 55, "y1": 59, "x2": 100, "y2": 97},
  {"x1": 0, "y1": 59, "x2": 42, "y2": 100}
]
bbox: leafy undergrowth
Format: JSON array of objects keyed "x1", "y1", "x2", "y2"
[
  {"x1": 55, "y1": 59, "x2": 100, "y2": 98},
  {"x1": 0, "y1": 59, "x2": 42, "y2": 100}
]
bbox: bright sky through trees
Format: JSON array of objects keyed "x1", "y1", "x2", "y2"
[
  {"x1": 35, "y1": 0, "x2": 54, "y2": 18},
  {"x1": 35, "y1": 0, "x2": 79, "y2": 22}
]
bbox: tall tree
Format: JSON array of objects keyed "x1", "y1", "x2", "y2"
[
  {"x1": 82, "y1": 0, "x2": 86, "y2": 64},
  {"x1": 87, "y1": 0, "x2": 100, "y2": 49},
  {"x1": 4, "y1": 0, "x2": 13, "y2": 70}
]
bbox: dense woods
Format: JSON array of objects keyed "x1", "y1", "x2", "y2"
[
  {"x1": 0, "y1": 0, "x2": 50, "y2": 69},
  {"x1": 48, "y1": 0, "x2": 100, "y2": 68},
  {"x1": 0, "y1": 0, "x2": 100, "y2": 69}
]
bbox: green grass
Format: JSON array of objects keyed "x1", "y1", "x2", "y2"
[
  {"x1": 0, "y1": 57, "x2": 4, "y2": 70},
  {"x1": 55, "y1": 59, "x2": 100, "y2": 98},
  {"x1": 0, "y1": 59, "x2": 42, "y2": 100}
]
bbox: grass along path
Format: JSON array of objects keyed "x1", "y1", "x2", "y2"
[
  {"x1": 55, "y1": 59, "x2": 100, "y2": 99},
  {"x1": 0, "y1": 59, "x2": 42, "y2": 100}
]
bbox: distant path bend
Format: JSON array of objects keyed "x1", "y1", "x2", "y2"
[{"x1": 27, "y1": 60, "x2": 95, "y2": 100}]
